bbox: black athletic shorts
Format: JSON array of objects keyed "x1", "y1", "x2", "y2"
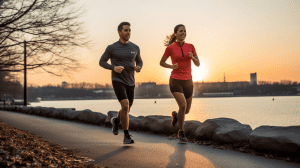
[
  {"x1": 112, "y1": 81, "x2": 135, "y2": 107},
  {"x1": 169, "y1": 78, "x2": 193, "y2": 99}
]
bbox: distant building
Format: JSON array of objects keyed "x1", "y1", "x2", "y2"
[
  {"x1": 250, "y1": 73, "x2": 257, "y2": 85},
  {"x1": 140, "y1": 82, "x2": 156, "y2": 89},
  {"x1": 194, "y1": 81, "x2": 249, "y2": 96},
  {"x1": 135, "y1": 82, "x2": 173, "y2": 98},
  {"x1": 62, "y1": 81, "x2": 67, "y2": 88}
]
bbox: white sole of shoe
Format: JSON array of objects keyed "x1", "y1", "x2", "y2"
[{"x1": 179, "y1": 140, "x2": 187, "y2": 144}]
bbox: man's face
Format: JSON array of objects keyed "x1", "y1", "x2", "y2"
[{"x1": 118, "y1": 25, "x2": 131, "y2": 42}]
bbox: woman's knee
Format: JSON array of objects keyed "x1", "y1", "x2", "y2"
[{"x1": 178, "y1": 103, "x2": 187, "y2": 112}]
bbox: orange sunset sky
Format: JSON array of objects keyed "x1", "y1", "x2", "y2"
[{"x1": 24, "y1": 0, "x2": 300, "y2": 86}]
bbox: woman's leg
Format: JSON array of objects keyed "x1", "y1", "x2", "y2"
[
  {"x1": 185, "y1": 96, "x2": 193, "y2": 114},
  {"x1": 172, "y1": 92, "x2": 187, "y2": 132}
]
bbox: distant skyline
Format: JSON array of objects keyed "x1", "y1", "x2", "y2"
[{"x1": 20, "y1": 0, "x2": 299, "y2": 86}]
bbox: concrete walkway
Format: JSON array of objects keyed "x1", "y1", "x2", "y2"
[{"x1": 1, "y1": 110, "x2": 299, "y2": 168}]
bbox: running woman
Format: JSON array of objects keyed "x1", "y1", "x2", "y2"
[
  {"x1": 99, "y1": 22, "x2": 143, "y2": 144},
  {"x1": 160, "y1": 24, "x2": 200, "y2": 143}
]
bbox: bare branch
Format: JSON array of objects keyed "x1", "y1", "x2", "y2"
[{"x1": 0, "y1": 0, "x2": 89, "y2": 76}]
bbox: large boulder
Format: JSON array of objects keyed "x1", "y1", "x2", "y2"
[
  {"x1": 104, "y1": 111, "x2": 119, "y2": 127},
  {"x1": 184, "y1": 120, "x2": 202, "y2": 138},
  {"x1": 129, "y1": 116, "x2": 145, "y2": 131},
  {"x1": 75, "y1": 109, "x2": 107, "y2": 125},
  {"x1": 41, "y1": 107, "x2": 61, "y2": 118},
  {"x1": 249, "y1": 126, "x2": 300, "y2": 153},
  {"x1": 194, "y1": 118, "x2": 252, "y2": 144},
  {"x1": 137, "y1": 115, "x2": 178, "y2": 134},
  {"x1": 36, "y1": 107, "x2": 55, "y2": 117},
  {"x1": 104, "y1": 111, "x2": 138, "y2": 128}
]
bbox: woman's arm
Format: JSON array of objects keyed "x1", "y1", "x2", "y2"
[
  {"x1": 189, "y1": 52, "x2": 200, "y2": 67},
  {"x1": 160, "y1": 55, "x2": 177, "y2": 69}
]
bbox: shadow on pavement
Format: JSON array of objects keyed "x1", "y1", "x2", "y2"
[
  {"x1": 167, "y1": 143, "x2": 187, "y2": 168},
  {"x1": 90, "y1": 146, "x2": 132, "y2": 164}
]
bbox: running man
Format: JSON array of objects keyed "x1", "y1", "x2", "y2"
[
  {"x1": 160, "y1": 24, "x2": 200, "y2": 143},
  {"x1": 99, "y1": 22, "x2": 143, "y2": 144}
]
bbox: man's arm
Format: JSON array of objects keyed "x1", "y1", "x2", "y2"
[
  {"x1": 99, "y1": 46, "x2": 115, "y2": 70},
  {"x1": 134, "y1": 47, "x2": 143, "y2": 72}
]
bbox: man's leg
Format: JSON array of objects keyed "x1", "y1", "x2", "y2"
[
  {"x1": 119, "y1": 99, "x2": 130, "y2": 131},
  {"x1": 119, "y1": 99, "x2": 134, "y2": 144}
]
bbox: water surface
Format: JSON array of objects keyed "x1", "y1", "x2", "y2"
[{"x1": 30, "y1": 96, "x2": 300, "y2": 129}]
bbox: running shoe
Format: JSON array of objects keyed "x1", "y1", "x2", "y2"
[
  {"x1": 178, "y1": 131, "x2": 188, "y2": 143},
  {"x1": 111, "y1": 117, "x2": 119, "y2": 135},
  {"x1": 171, "y1": 111, "x2": 178, "y2": 127},
  {"x1": 123, "y1": 134, "x2": 134, "y2": 144}
]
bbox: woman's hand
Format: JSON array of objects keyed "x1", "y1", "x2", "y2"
[
  {"x1": 189, "y1": 52, "x2": 200, "y2": 67},
  {"x1": 189, "y1": 52, "x2": 195, "y2": 60},
  {"x1": 172, "y1": 63, "x2": 178, "y2": 69}
]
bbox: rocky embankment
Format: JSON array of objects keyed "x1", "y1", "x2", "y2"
[{"x1": 1, "y1": 106, "x2": 299, "y2": 164}]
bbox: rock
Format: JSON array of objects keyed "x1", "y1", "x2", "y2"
[
  {"x1": 43, "y1": 107, "x2": 60, "y2": 118},
  {"x1": 104, "y1": 111, "x2": 139, "y2": 128},
  {"x1": 184, "y1": 120, "x2": 202, "y2": 138},
  {"x1": 61, "y1": 110, "x2": 82, "y2": 120},
  {"x1": 75, "y1": 109, "x2": 107, "y2": 125},
  {"x1": 129, "y1": 116, "x2": 145, "y2": 131},
  {"x1": 51, "y1": 108, "x2": 69, "y2": 119},
  {"x1": 104, "y1": 111, "x2": 119, "y2": 127},
  {"x1": 249, "y1": 126, "x2": 300, "y2": 153},
  {"x1": 194, "y1": 118, "x2": 252, "y2": 144},
  {"x1": 136, "y1": 115, "x2": 178, "y2": 134}
]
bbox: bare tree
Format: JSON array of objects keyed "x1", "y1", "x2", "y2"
[
  {"x1": 0, "y1": 69, "x2": 22, "y2": 98},
  {"x1": 0, "y1": 0, "x2": 89, "y2": 76}
]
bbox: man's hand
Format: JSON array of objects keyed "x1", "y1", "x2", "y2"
[
  {"x1": 172, "y1": 63, "x2": 178, "y2": 69},
  {"x1": 113, "y1": 66, "x2": 124, "y2": 73},
  {"x1": 133, "y1": 66, "x2": 141, "y2": 72}
]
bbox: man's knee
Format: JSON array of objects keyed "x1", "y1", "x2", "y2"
[{"x1": 120, "y1": 100, "x2": 130, "y2": 112}]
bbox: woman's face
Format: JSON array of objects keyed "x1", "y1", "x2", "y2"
[{"x1": 175, "y1": 26, "x2": 186, "y2": 41}]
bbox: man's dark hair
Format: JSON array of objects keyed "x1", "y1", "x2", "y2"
[{"x1": 118, "y1": 22, "x2": 131, "y2": 32}]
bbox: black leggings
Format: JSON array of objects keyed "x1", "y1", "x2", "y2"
[{"x1": 169, "y1": 78, "x2": 193, "y2": 99}]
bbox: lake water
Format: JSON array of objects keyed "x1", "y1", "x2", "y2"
[{"x1": 29, "y1": 96, "x2": 300, "y2": 129}]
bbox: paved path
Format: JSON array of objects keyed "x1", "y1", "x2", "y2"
[{"x1": 1, "y1": 110, "x2": 299, "y2": 168}]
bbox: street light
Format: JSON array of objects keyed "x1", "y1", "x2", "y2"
[{"x1": 24, "y1": 40, "x2": 27, "y2": 106}]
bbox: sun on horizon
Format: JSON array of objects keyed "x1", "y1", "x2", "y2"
[{"x1": 192, "y1": 62, "x2": 206, "y2": 82}]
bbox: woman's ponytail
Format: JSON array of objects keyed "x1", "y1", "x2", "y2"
[{"x1": 164, "y1": 24, "x2": 185, "y2": 47}]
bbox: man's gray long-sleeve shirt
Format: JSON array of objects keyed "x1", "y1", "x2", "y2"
[{"x1": 99, "y1": 40, "x2": 143, "y2": 86}]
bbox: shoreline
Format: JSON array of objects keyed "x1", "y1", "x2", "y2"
[
  {"x1": 28, "y1": 94, "x2": 299, "y2": 102},
  {"x1": 0, "y1": 106, "x2": 299, "y2": 165}
]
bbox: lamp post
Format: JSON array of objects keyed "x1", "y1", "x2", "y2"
[{"x1": 24, "y1": 40, "x2": 27, "y2": 106}]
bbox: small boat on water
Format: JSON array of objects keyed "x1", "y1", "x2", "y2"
[
  {"x1": 30, "y1": 97, "x2": 42, "y2": 103},
  {"x1": 12, "y1": 99, "x2": 31, "y2": 105}
]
